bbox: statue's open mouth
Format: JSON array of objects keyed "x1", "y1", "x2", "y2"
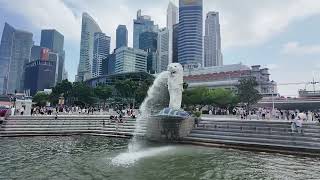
[{"x1": 171, "y1": 70, "x2": 177, "y2": 75}]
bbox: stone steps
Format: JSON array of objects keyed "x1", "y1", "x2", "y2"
[
  {"x1": 0, "y1": 116, "x2": 146, "y2": 138},
  {"x1": 198, "y1": 124, "x2": 320, "y2": 134},
  {"x1": 193, "y1": 127, "x2": 320, "y2": 139},
  {"x1": 200, "y1": 120, "x2": 320, "y2": 129},
  {"x1": 190, "y1": 130, "x2": 320, "y2": 144},
  {"x1": 185, "y1": 118, "x2": 320, "y2": 154},
  {"x1": 182, "y1": 136, "x2": 320, "y2": 154}
]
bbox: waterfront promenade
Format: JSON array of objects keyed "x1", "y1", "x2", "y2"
[{"x1": 1, "y1": 115, "x2": 320, "y2": 156}]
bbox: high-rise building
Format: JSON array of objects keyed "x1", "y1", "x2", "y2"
[
  {"x1": 48, "y1": 51, "x2": 60, "y2": 84},
  {"x1": 115, "y1": 47, "x2": 147, "y2": 74},
  {"x1": 40, "y1": 29, "x2": 64, "y2": 53},
  {"x1": 139, "y1": 31, "x2": 158, "y2": 73},
  {"x1": 92, "y1": 32, "x2": 111, "y2": 78},
  {"x1": 40, "y1": 29, "x2": 65, "y2": 82},
  {"x1": 204, "y1": 12, "x2": 223, "y2": 67},
  {"x1": 77, "y1": 12, "x2": 102, "y2": 81},
  {"x1": 133, "y1": 9, "x2": 158, "y2": 49},
  {"x1": 167, "y1": 2, "x2": 178, "y2": 64},
  {"x1": 24, "y1": 59, "x2": 56, "y2": 96},
  {"x1": 0, "y1": 23, "x2": 33, "y2": 94},
  {"x1": 102, "y1": 52, "x2": 116, "y2": 75},
  {"x1": 139, "y1": 31, "x2": 158, "y2": 53},
  {"x1": 157, "y1": 28, "x2": 170, "y2": 73},
  {"x1": 116, "y1": 25, "x2": 128, "y2": 49},
  {"x1": 178, "y1": 0, "x2": 203, "y2": 68},
  {"x1": 31, "y1": 45, "x2": 42, "y2": 61},
  {"x1": 172, "y1": 23, "x2": 179, "y2": 63}
]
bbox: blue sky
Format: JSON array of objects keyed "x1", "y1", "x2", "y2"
[{"x1": 0, "y1": 0, "x2": 320, "y2": 96}]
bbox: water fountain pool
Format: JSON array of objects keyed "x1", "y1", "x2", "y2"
[{"x1": 1, "y1": 136, "x2": 320, "y2": 180}]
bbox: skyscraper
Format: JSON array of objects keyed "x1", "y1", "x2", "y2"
[
  {"x1": 172, "y1": 23, "x2": 179, "y2": 63},
  {"x1": 24, "y1": 59, "x2": 56, "y2": 96},
  {"x1": 115, "y1": 47, "x2": 147, "y2": 74},
  {"x1": 116, "y1": 25, "x2": 128, "y2": 49},
  {"x1": 40, "y1": 29, "x2": 65, "y2": 82},
  {"x1": 77, "y1": 12, "x2": 102, "y2": 81},
  {"x1": 40, "y1": 29, "x2": 64, "y2": 53},
  {"x1": 92, "y1": 32, "x2": 111, "y2": 78},
  {"x1": 139, "y1": 31, "x2": 158, "y2": 73},
  {"x1": 178, "y1": 0, "x2": 203, "y2": 68},
  {"x1": 0, "y1": 23, "x2": 33, "y2": 94},
  {"x1": 102, "y1": 52, "x2": 116, "y2": 75},
  {"x1": 167, "y1": 2, "x2": 178, "y2": 64},
  {"x1": 31, "y1": 45, "x2": 42, "y2": 61},
  {"x1": 204, "y1": 12, "x2": 223, "y2": 67},
  {"x1": 133, "y1": 9, "x2": 158, "y2": 49},
  {"x1": 157, "y1": 28, "x2": 170, "y2": 73}
]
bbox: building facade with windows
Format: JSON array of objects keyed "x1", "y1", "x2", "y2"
[
  {"x1": 116, "y1": 25, "x2": 128, "y2": 49},
  {"x1": 178, "y1": 0, "x2": 203, "y2": 68},
  {"x1": 77, "y1": 12, "x2": 102, "y2": 81},
  {"x1": 115, "y1": 47, "x2": 147, "y2": 74},
  {"x1": 204, "y1": 12, "x2": 223, "y2": 67},
  {"x1": 0, "y1": 23, "x2": 33, "y2": 94},
  {"x1": 167, "y1": 2, "x2": 178, "y2": 64},
  {"x1": 92, "y1": 32, "x2": 110, "y2": 78},
  {"x1": 139, "y1": 31, "x2": 158, "y2": 73},
  {"x1": 184, "y1": 64, "x2": 277, "y2": 97},
  {"x1": 133, "y1": 10, "x2": 158, "y2": 49},
  {"x1": 157, "y1": 28, "x2": 170, "y2": 73},
  {"x1": 40, "y1": 29, "x2": 66, "y2": 82},
  {"x1": 24, "y1": 59, "x2": 56, "y2": 96}
]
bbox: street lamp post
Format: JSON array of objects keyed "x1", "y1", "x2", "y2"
[{"x1": 271, "y1": 90, "x2": 275, "y2": 112}]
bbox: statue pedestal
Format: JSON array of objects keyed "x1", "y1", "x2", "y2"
[{"x1": 146, "y1": 108, "x2": 194, "y2": 142}]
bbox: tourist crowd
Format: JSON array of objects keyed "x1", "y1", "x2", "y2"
[{"x1": 207, "y1": 107, "x2": 320, "y2": 122}]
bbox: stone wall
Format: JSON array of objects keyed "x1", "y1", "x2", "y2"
[{"x1": 146, "y1": 115, "x2": 194, "y2": 142}]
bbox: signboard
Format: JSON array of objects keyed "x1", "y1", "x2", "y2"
[{"x1": 40, "y1": 48, "x2": 50, "y2": 61}]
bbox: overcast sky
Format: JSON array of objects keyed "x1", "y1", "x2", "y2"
[{"x1": 0, "y1": 0, "x2": 320, "y2": 97}]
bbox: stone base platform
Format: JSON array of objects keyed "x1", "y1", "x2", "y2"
[{"x1": 146, "y1": 115, "x2": 194, "y2": 142}]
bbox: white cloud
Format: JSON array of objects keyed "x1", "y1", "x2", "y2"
[
  {"x1": 265, "y1": 64, "x2": 279, "y2": 70},
  {"x1": 2, "y1": 0, "x2": 320, "y2": 49},
  {"x1": 282, "y1": 42, "x2": 320, "y2": 55},
  {"x1": 206, "y1": 0, "x2": 320, "y2": 48},
  {"x1": 0, "y1": 0, "x2": 81, "y2": 41}
]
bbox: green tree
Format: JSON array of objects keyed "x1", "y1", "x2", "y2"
[
  {"x1": 207, "y1": 88, "x2": 239, "y2": 108},
  {"x1": 135, "y1": 79, "x2": 154, "y2": 105},
  {"x1": 114, "y1": 80, "x2": 139, "y2": 106},
  {"x1": 33, "y1": 92, "x2": 49, "y2": 107},
  {"x1": 94, "y1": 85, "x2": 113, "y2": 108},
  {"x1": 49, "y1": 79, "x2": 73, "y2": 105},
  {"x1": 182, "y1": 87, "x2": 210, "y2": 107},
  {"x1": 237, "y1": 77, "x2": 262, "y2": 111},
  {"x1": 72, "y1": 82, "x2": 96, "y2": 106}
]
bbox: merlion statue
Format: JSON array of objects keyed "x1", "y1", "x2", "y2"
[
  {"x1": 138, "y1": 63, "x2": 187, "y2": 118},
  {"x1": 139, "y1": 62, "x2": 191, "y2": 142},
  {"x1": 167, "y1": 63, "x2": 184, "y2": 110}
]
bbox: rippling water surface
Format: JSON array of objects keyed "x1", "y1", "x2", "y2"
[{"x1": 1, "y1": 136, "x2": 320, "y2": 180}]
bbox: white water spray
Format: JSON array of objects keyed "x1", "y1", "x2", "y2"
[{"x1": 132, "y1": 71, "x2": 170, "y2": 138}]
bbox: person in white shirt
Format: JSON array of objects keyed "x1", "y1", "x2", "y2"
[{"x1": 291, "y1": 113, "x2": 305, "y2": 134}]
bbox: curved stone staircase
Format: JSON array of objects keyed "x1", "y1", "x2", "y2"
[
  {"x1": 0, "y1": 116, "x2": 146, "y2": 138},
  {"x1": 183, "y1": 118, "x2": 320, "y2": 155}
]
